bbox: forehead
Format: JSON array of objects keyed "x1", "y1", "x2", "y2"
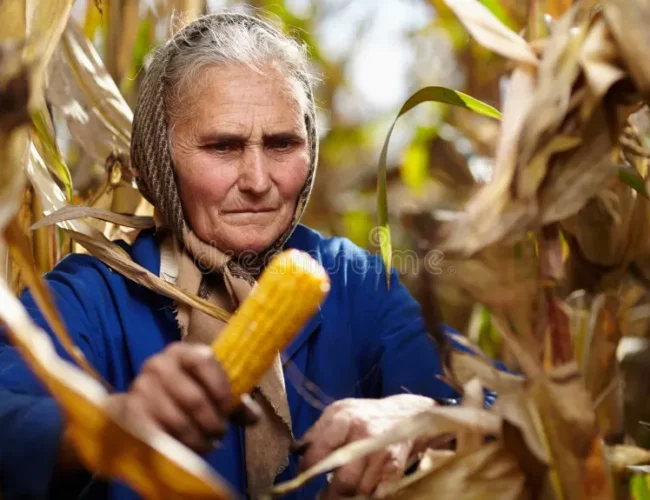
[{"x1": 179, "y1": 63, "x2": 306, "y2": 129}]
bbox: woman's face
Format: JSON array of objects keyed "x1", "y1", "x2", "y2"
[{"x1": 170, "y1": 63, "x2": 310, "y2": 256}]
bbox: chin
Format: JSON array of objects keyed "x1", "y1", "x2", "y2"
[{"x1": 221, "y1": 231, "x2": 279, "y2": 257}]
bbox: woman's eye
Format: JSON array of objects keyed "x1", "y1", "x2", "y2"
[
  {"x1": 213, "y1": 143, "x2": 233, "y2": 153},
  {"x1": 270, "y1": 139, "x2": 292, "y2": 151}
]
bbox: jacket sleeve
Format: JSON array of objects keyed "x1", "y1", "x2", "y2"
[
  {"x1": 0, "y1": 254, "x2": 107, "y2": 498},
  {"x1": 351, "y1": 253, "x2": 459, "y2": 401}
]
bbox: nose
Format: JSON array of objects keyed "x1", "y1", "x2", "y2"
[{"x1": 237, "y1": 146, "x2": 272, "y2": 195}]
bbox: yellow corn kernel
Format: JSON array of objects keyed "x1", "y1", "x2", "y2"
[{"x1": 212, "y1": 249, "x2": 331, "y2": 398}]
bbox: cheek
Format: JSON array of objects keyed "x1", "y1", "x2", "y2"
[
  {"x1": 273, "y1": 155, "x2": 311, "y2": 201},
  {"x1": 175, "y1": 153, "x2": 236, "y2": 210}
]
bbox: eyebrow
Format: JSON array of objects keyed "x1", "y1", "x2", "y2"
[{"x1": 199, "y1": 131, "x2": 306, "y2": 144}]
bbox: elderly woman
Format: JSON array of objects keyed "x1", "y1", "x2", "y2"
[{"x1": 0, "y1": 12, "x2": 460, "y2": 500}]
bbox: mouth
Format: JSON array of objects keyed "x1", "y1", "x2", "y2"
[{"x1": 222, "y1": 208, "x2": 278, "y2": 215}]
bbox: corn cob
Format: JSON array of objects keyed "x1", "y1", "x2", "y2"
[{"x1": 212, "y1": 249, "x2": 330, "y2": 398}]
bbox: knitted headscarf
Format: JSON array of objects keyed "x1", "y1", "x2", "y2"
[
  {"x1": 131, "y1": 12, "x2": 318, "y2": 274},
  {"x1": 130, "y1": 13, "x2": 319, "y2": 496}
]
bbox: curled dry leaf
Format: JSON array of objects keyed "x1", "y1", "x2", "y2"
[
  {"x1": 29, "y1": 204, "x2": 155, "y2": 231},
  {"x1": 440, "y1": 3, "x2": 641, "y2": 258},
  {"x1": 439, "y1": 67, "x2": 537, "y2": 255},
  {"x1": 271, "y1": 405, "x2": 502, "y2": 497},
  {"x1": 606, "y1": 445, "x2": 650, "y2": 474},
  {"x1": 531, "y1": 363, "x2": 614, "y2": 499},
  {"x1": 104, "y1": 0, "x2": 140, "y2": 85},
  {"x1": 46, "y1": 19, "x2": 133, "y2": 167},
  {"x1": 538, "y1": 107, "x2": 619, "y2": 225},
  {"x1": 25, "y1": 147, "x2": 230, "y2": 323},
  {"x1": 456, "y1": 378, "x2": 484, "y2": 453},
  {"x1": 578, "y1": 13, "x2": 626, "y2": 121},
  {"x1": 0, "y1": 43, "x2": 30, "y2": 230},
  {"x1": 566, "y1": 294, "x2": 624, "y2": 438},
  {"x1": 21, "y1": 0, "x2": 75, "y2": 110},
  {"x1": 4, "y1": 216, "x2": 103, "y2": 381},
  {"x1": 602, "y1": 0, "x2": 650, "y2": 96},
  {"x1": 384, "y1": 441, "x2": 526, "y2": 500},
  {"x1": 373, "y1": 448, "x2": 456, "y2": 498},
  {"x1": 0, "y1": 278, "x2": 232, "y2": 499},
  {"x1": 450, "y1": 350, "x2": 525, "y2": 394},
  {"x1": 443, "y1": 0, "x2": 538, "y2": 65},
  {"x1": 0, "y1": 43, "x2": 31, "y2": 132}
]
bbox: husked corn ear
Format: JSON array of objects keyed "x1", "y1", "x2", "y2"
[{"x1": 212, "y1": 249, "x2": 330, "y2": 398}]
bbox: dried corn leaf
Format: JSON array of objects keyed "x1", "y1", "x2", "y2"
[
  {"x1": 384, "y1": 441, "x2": 526, "y2": 500},
  {"x1": 456, "y1": 378, "x2": 484, "y2": 453},
  {"x1": 440, "y1": 67, "x2": 536, "y2": 255},
  {"x1": 607, "y1": 445, "x2": 650, "y2": 474},
  {"x1": 374, "y1": 448, "x2": 456, "y2": 498},
  {"x1": 539, "y1": 108, "x2": 619, "y2": 224},
  {"x1": 0, "y1": 278, "x2": 231, "y2": 499},
  {"x1": 516, "y1": 136, "x2": 582, "y2": 200},
  {"x1": 30, "y1": 108, "x2": 73, "y2": 200},
  {"x1": 0, "y1": 1, "x2": 26, "y2": 41},
  {"x1": 47, "y1": 19, "x2": 132, "y2": 165},
  {"x1": 0, "y1": 42, "x2": 30, "y2": 230},
  {"x1": 517, "y1": 7, "x2": 585, "y2": 169},
  {"x1": 0, "y1": 42, "x2": 30, "y2": 131},
  {"x1": 547, "y1": 0, "x2": 574, "y2": 20},
  {"x1": 4, "y1": 217, "x2": 102, "y2": 380},
  {"x1": 602, "y1": 0, "x2": 650, "y2": 96},
  {"x1": 443, "y1": 0, "x2": 538, "y2": 65},
  {"x1": 104, "y1": 0, "x2": 140, "y2": 85},
  {"x1": 62, "y1": 227, "x2": 230, "y2": 323},
  {"x1": 271, "y1": 406, "x2": 501, "y2": 496},
  {"x1": 531, "y1": 363, "x2": 614, "y2": 499},
  {"x1": 23, "y1": 0, "x2": 74, "y2": 109},
  {"x1": 25, "y1": 146, "x2": 229, "y2": 323},
  {"x1": 30, "y1": 205, "x2": 154, "y2": 231},
  {"x1": 491, "y1": 389, "x2": 549, "y2": 469},
  {"x1": 578, "y1": 14, "x2": 626, "y2": 121},
  {"x1": 491, "y1": 313, "x2": 543, "y2": 378},
  {"x1": 0, "y1": 128, "x2": 28, "y2": 231},
  {"x1": 451, "y1": 350, "x2": 525, "y2": 394},
  {"x1": 571, "y1": 294, "x2": 623, "y2": 437}
]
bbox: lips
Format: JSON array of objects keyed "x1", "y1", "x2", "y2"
[{"x1": 223, "y1": 207, "x2": 278, "y2": 214}]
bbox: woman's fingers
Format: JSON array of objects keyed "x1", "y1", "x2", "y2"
[
  {"x1": 132, "y1": 374, "x2": 214, "y2": 453},
  {"x1": 359, "y1": 443, "x2": 409, "y2": 496},
  {"x1": 129, "y1": 342, "x2": 265, "y2": 453},
  {"x1": 176, "y1": 344, "x2": 235, "y2": 414},
  {"x1": 357, "y1": 449, "x2": 389, "y2": 496},
  {"x1": 160, "y1": 368, "x2": 228, "y2": 438},
  {"x1": 300, "y1": 411, "x2": 351, "y2": 471},
  {"x1": 331, "y1": 456, "x2": 367, "y2": 497}
]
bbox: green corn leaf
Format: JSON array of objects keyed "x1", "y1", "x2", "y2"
[
  {"x1": 30, "y1": 109, "x2": 73, "y2": 201},
  {"x1": 618, "y1": 164, "x2": 650, "y2": 199},
  {"x1": 631, "y1": 474, "x2": 650, "y2": 500},
  {"x1": 376, "y1": 86, "x2": 501, "y2": 287}
]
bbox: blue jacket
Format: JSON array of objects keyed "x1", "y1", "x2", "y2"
[{"x1": 0, "y1": 224, "x2": 458, "y2": 499}]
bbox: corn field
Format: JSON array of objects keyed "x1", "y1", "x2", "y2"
[{"x1": 3, "y1": 0, "x2": 650, "y2": 498}]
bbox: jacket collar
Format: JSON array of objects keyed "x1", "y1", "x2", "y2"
[
  {"x1": 282, "y1": 225, "x2": 324, "y2": 362},
  {"x1": 129, "y1": 225, "x2": 325, "y2": 362}
]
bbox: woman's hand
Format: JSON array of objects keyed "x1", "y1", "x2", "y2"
[
  {"x1": 297, "y1": 395, "x2": 436, "y2": 498},
  {"x1": 104, "y1": 342, "x2": 260, "y2": 454}
]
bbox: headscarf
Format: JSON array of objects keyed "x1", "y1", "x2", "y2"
[{"x1": 130, "y1": 12, "x2": 318, "y2": 496}]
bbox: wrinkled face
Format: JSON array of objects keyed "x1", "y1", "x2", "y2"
[{"x1": 170, "y1": 63, "x2": 310, "y2": 256}]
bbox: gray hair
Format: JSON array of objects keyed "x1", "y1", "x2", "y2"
[
  {"x1": 165, "y1": 14, "x2": 314, "y2": 128},
  {"x1": 131, "y1": 13, "x2": 319, "y2": 257}
]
